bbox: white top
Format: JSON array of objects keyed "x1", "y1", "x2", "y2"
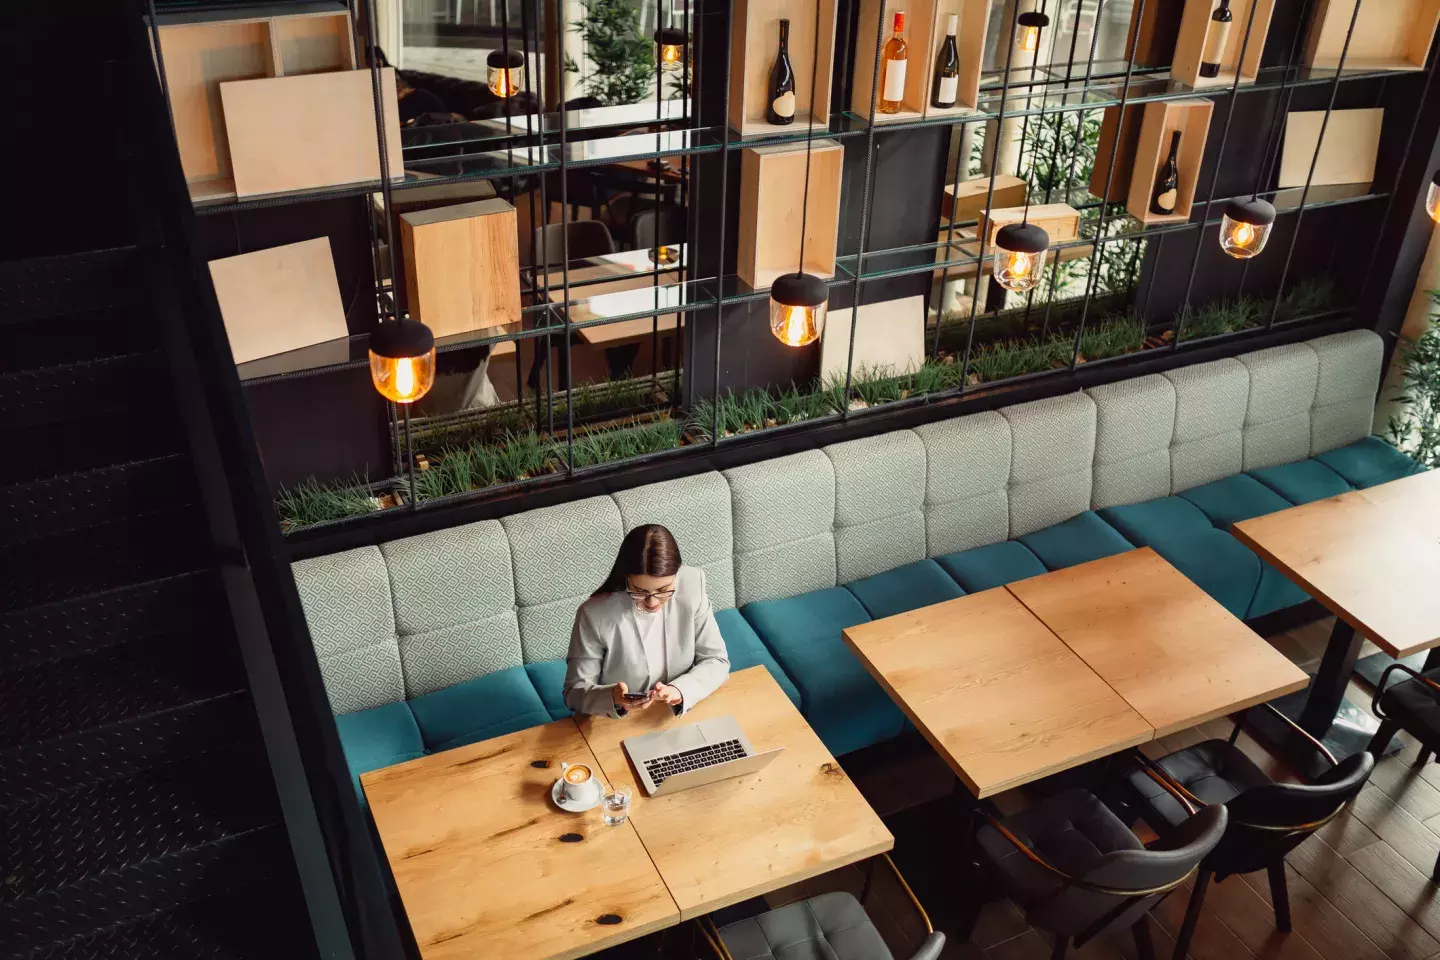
[{"x1": 634, "y1": 605, "x2": 666, "y2": 690}]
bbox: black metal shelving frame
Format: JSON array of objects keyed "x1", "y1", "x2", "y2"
[{"x1": 149, "y1": 0, "x2": 1440, "y2": 535}]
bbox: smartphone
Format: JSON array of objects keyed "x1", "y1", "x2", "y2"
[{"x1": 622, "y1": 692, "x2": 651, "y2": 702}]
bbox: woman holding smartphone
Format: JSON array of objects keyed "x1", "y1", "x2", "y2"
[{"x1": 563, "y1": 524, "x2": 730, "y2": 718}]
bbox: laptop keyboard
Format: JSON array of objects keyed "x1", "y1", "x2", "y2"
[{"x1": 644, "y1": 739, "x2": 746, "y2": 786}]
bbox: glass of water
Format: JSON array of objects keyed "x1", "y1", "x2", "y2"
[{"x1": 602, "y1": 788, "x2": 631, "y2": 826}]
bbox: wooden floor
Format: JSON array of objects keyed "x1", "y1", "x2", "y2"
[{"x1": 763, "y1": 616, "x2": 1440, "y2": 960}]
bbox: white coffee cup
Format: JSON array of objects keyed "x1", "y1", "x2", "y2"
[{"x1": 559, "y1": 761, "x2": 601, "y2": 805}]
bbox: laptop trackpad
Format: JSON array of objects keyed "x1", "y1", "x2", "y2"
[{"x1": 664, "y1": 724, "x2": 708, "y2": 752}]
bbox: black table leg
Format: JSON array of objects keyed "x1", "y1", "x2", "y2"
[{"x1": 1249, "y1": 618, "x2": 1402, "y2": 778}]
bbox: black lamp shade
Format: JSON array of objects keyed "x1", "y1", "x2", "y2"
[
  {"x1": 370, "y1": 318, "x2": 435, "y2": 359},
  {"x1": 995, "y1": 222, "x2": 1050, "y2": 254},
  {"x1": 655, "y1": 28, "x2": 688, "y2": 47},
  {"x1": 487, "y1": 48, "x2": 526, "y2": 69},
  {"x1": 771, "y1": 271, "x2": 828, "y2": 308},
  {"x1": 1017, "y1": 11, "x2": 1050, "y2": 28},
  {"x1": 1223, "y1": 198, "x2": 1277, "y2": 226}
]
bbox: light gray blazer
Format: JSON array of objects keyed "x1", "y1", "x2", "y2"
[{"x1": 563, "y1": 565, "x2": 730, "y2": 718}]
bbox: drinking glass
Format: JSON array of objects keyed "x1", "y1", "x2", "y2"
[{"x1": 602, "y1": 788, "x2": 631, "y2": 826}]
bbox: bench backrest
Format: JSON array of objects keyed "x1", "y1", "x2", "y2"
[{"x1": 293, "y1": 329, "x2": 1381, "y2": 715}]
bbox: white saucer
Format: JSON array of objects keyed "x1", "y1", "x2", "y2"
[{"x1": 551, "y1": 778, "x2": 602, "y2": 813}]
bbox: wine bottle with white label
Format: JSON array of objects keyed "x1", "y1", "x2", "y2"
[
  {"x1": 1199, "y1": 0, "x2": 1233, "y2": 79},
  {"x1": 1151, "y1": 130, "x2": 1182, "y2": 216},
  {"x1": 930, "y1": 14, "x2": 960, "y2": 108},
  {"x1": 879, "y1": 11, "x2": 908, "y2": 114},
  {"x1": 766, "y1": 19, "x2": 796, "y2": 125}
]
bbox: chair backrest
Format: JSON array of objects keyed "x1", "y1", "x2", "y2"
[
  {"x1": 1209, "y1": 751, "x2": 1374, "y2": 877},
  {"x1": 1030, "y1": 805, "x2": 1228, "y2": 942},
  {"x1": 631, "y1": 207, "x2": 686, "y2": 250},
  {"x1": 532, "y1": 220, "x2": 615, "y2": 269}
]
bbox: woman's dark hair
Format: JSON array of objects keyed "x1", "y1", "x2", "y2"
[{"x1": 594, "y1": 524, "x2": 682, "y2": 595}]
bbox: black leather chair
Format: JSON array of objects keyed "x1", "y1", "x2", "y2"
[
  {"x1": 531, "y1": 220, "x2": 616, "y2": 270},
  {"x1": 700, "y1": 855, "x2": 944, "y2": 960},
  {"x1": 1368, "y1": 663, "x2": 1440, "y2": 879},
  {"x1": 968, "y1": 788, "x2": 1225, "y2": 960},
  {"x1": 1127, "y1": 704, "x2": 1375, "y2": 959}
]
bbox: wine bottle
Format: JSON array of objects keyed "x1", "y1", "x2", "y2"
[
  {"x1": 930, "y1": 13, "x2": 960, "y2": 108},
  {"x1": 1199, "y1": 0, "x2": 1233, "y2": 79},
  {"x1": 766, "y1": 19, "x2": 796, "y2": 125},
  {"x1": 879, "y1": 11, "x2": 908, "y2": 114},
  {"x1": 1151, "y1": 130, "x2": 1182, "y2": 216}
]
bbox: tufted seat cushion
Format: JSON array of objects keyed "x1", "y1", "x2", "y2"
[
  {"x1": 935, "y1": 540, "x2": 1047, "y2": 592},
  {"x1": 978, "y1": 789, "x2": 1141, "y2": 908},
  {"x1": 845, "y1": 559, "x2": 966, "y2": 621},
  {"x1": 1248, "y1": 460, "x2": 1352, "y2": 505},
  {"x1": 1017, "y1": 511, "x2": 1134, "y2": 570},
  {"x1": 407, "y1": 664, "x2": 552, "y2": 752},
  {"x1": 715, "y1": 607, "x2": 802, "y2": 709},
  {"x1": 1098, "y1": 498, "x2": 1261, "y2": 618},
  {"x1": 524, "y1": 660, "x2": 571, "y2": 720},
  {"x1": 1126, "y1": 739, "x2": 1272, "y2": 829},
  {"x1": 742, "y1": 588, "x2": 903, "y2": 757},
  {"x1": 717, "y1": 892, "x2": 894, "y2": 960},
  {"x1": 1315, "y1": 437, "x2": 1424, "y2": 489},
  {"x1": 334, "y1": 701, "x2": 425, "y2": 795}
]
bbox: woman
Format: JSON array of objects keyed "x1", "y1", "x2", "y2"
[{"x1": 563, "y1": 524, "x2": 730, "y2": 718}]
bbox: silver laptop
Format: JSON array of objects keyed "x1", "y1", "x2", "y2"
[{"x1": 622, "y1": 715, "x2": 784, "y2": 797}]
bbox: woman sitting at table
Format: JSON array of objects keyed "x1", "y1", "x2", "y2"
[{"x1": 564, "y1": 524, "x2": 729, "y2": 718}]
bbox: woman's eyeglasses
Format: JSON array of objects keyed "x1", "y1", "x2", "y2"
[{"x1": 627, "y1": 588, "x2": 677, "y2": 602}]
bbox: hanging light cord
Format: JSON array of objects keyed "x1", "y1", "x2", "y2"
[
  {"x1": 795, "y1": 0, "x2": 823, "y2": 275},
  {"x1": 1017, "y1": 0, "x2": 1049, "y2": 229}
]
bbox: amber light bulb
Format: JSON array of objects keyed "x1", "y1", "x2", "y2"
[
  {"x1": 487, "y1": 48, "x2": 525, "y2": 98},
  {"x1": 655, "y1": 29, "x2": 687, "y2": 72},
  {"x1": 369, "y1": 318, "x2": 436, "y2": 404},
  {"x1": 992, "y1": 222, "x2": 1049, "y2": 293},
  {"x1": 1219, "y1": 198, "x2": 1276, "y2": 260},
  {"x1": 769, "y1": 272, "x2": 828, "y2": 347},
  {"x1": 1427, "y1": 170, "x2": 1440, "y2": 223},
  {"x1": 1016, "y1": 11, "x2": 1049, "y2": 52}
]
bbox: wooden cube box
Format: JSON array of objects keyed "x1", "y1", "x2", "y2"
[
  {"x1": 401, "y1": 198, "x2": 523, "y2": 339},
  {"x1": 1278, "y1": 108, "x2": 1383, "y2": 188},
  {"x1": 1090, "y1": 104, "x2": 1145, "y2": 202},
  {"x1": 851, "y1": 0, "x2": 928, "y2": 121},
  {"x1": 220, "y1": 67, "x2": 403, "y2": 198},
  {"x1": 943, "y1": 174, "x2": 1027, "y2": 223},
  {"x1": 978, "y1": 203, "x2": 1082, "y2": 247},
  {"x1": 151, "y1": 2, "x2": 355, "y2": 202},
  {"x1": 920, "y1": 0, "x2": 989, "y2": 118},
  {"x1": 737, "y1": 140, "x2": 844, "y2": 289},
  {"x1": 1304, "y1": 0, "x2": 1440, "y2": 72},
  {"x1": 1172, "y1": 0, "x2": 1276, "y2": 89},
  {"x1": 729, "y1": 0, "x2": 839, "y2": 136},
  {"x1": 1126, "y1": 99, "x2": 1214, "y2": 226}
]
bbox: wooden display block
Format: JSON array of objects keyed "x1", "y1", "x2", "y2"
[
  {"x1": 1172, "y1": 0, "x2": 1276, "y2": 89},
  {"x1": 942, "y1": 174, "x2": 1027, "y2": 223},
  {"x1": 208, "y1": 237, "x2": 348, "y2": 364},
  {"x1": 736, "y1": 140, "x2": 843, "y2": 289},
  {"x1": 728, "y1": 0, "x2": 838, "y2": 136},
  {"x1": 851, "y1": 0, "x2": 987, "y2": 121},
  {"x1": 221, "y1": 67, "x2": 403, "y2": 198},
  {"x1": 820, "y1": 295, "x2": 925, "y2": 381},
  {"x1": 1090, "y1": 103, "x2": 1145, "y2": 203},
  {"x1": 1278, "y1": 108, "x2": 1382, "y2": 189},
  {"x1": 1304, "y1": 0, "x2": 1440, "y2": 72},
  {"x1": 1123, "y1": 0, "x2": 1187, "y2": 67},
  {"x1": 400, "y1": 198, "x2": 522, "y2": 339},
  {"x1": 977, "y1": 203, "x2": 1081, "y2": 247},
  {"x1": 151, "y1": 2, "x2": 355, "y2": 201},
  {"x1": 1126, "y1": 98, "x2": 1214, "y2": 226}
]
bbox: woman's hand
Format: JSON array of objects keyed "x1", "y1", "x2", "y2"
[
  {"x1": 611, "y1": 682, "x2": 652, "y2": 712},
  {"x1": 651, "y1": 682, "x2": 683, "y2": 707}
]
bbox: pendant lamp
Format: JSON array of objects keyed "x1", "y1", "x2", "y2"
[
  {"x1": 1219, "y1": 197, "x2": 1276, "y2": 260},
  {"x1": 487, "y1": 48, "x2": 525, "y2": 98},
  {"x1": 993, "y1": 222, "x2": 1050, "y2": 293},
  {"x1": 655, "y1": 27, "x2": 687, "y2": 72},
  {"x1": 369, "y1": 318, "x2": 436, "y2": 404},
  {"x1": 1016, "y1": 10, "x2": 1049, "y2": 52},
  {"x1": 769, "y1": 0, "x2": 827, "y2": 347}
]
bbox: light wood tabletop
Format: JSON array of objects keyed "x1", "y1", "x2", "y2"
[
  {"x1": 361, "y1": 720, "x2": 679, "y2": 960},
  {"x1": 1356, "y1": 469, "x2": 1440, "y2": 538},
  {"x1": 543, "y1": 265, "x2": 682, "y2": 344},
  {"x1": 576, "y1": 666, "x2": 893, "y2": 921},
  {"x1": 842, "y1": 589, "x2": 1154, "y2": 798},
  {"x1": 1008, "y1": 548, "x2": 1310, "y2": 738},
  {"x1": 1233, "y1": 489, "x2": 1440, "y2": 659}
]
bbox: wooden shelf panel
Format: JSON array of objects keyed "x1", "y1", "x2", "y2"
[
  {"x1": 729, "y1": 0, "x2": 838, "y2": 136},
  {"x1": 1126, "y1": 98, "x2": 1214, "y2": 226},
  {"x1": 1304, "y1": 0, "x2": 1440, "y2": 72}
]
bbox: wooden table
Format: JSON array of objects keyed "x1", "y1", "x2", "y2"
[
  {"x1": 1233, "y1": 477, "x2": 1440, "y2": 769},
  {"x1": 1008, "y1": 548, "x2": 1310, "y2": 738},
  {"x1": 361, "y1": 720, "x2": 679, "y2": 960},
  {"x1": 842, "y1": 589, "x2": 1153, "y2": 798},
  {"x1": 577, "y1": 666, "x2": 893, "y2": 920},
  {"x1": 543, "y1": 262, "x2": 683, "y2": 344}
]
